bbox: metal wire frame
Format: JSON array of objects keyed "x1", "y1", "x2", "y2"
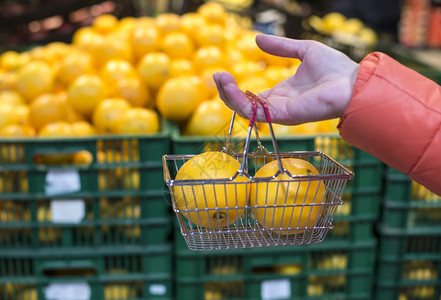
[{"x1": 163, "y1": 150, "x2": 353, "y2": 251}]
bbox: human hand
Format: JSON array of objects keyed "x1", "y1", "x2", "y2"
[{"x1": 213, "y1": 34, "x2": 360, "y2": 125}]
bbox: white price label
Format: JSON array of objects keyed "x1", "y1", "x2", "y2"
[
  {"x1": 261, "y1": 279, "x2": 291, "y2": 300},
  {"x1": 45, "y1": 170, "x2": 81, "y2": 196},
  {"x1": 50, "y1": 199, "x2": 85, "y2": 224},
  {"x1": 149, "y1": 284, "x2": 167, "y2": 295},
  {"x1": 45, "y1": 282, "x2": 91, "y2": 300}
]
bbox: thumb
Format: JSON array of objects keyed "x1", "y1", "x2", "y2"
[{"x1": 256, "y1": 34, "x2": 317, "y2": 60}]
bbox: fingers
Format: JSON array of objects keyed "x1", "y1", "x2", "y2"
[
  {"x1": 255, "y1": 34, "x2": 317, "y2": 60},
  {"x1": 213, "y1": 72, "x2": 253, "y2": 119}
]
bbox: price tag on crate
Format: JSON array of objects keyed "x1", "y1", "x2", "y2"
[
  {"x1": 45, "y1": 169, "x2": 81, "y2": 196},
  {"x1": 50, "y1": 199, "x2": 85, "y2": 224},
  {"x1": 261, "y1": 279, "x2": 291, "y2": 300},
  {"x1": 45, "y1": 282, "x2": 91, "y2": 300}
]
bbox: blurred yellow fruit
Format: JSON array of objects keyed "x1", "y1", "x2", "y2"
[
  {"x1": 0, "y1": 104, "x2": 21, "y2": 129},
  {"x1": 71, "y1": 27, "x2": 104, "y2": 54},
  {"x1": 235, "y1": 31, "x2": 263, "y2": 62},
  {"x1": 238, "y1": 76, "x2": 270, "y2": 93},
  {"x1": 0, "y1": 124, "x2": 35, "y2": 137},
  {"x1": 57, "y1": 50, "x2": 94, "y2": 87},
  {"x1": 0, "y1": 90, "x2": 26, "y2": 106},
  {"x1": 100, "y1": 59, "x2": 137, "y2": 88},
  {"x1": 180, "y1": 12, "x2": 206, "y2": 37},
  {"x1": 264, "y1": 66, "x2": 292, "y2": 86},
  {"x1": 317, "y1": 119, "x2": 339, "y2": 133},
  {"x1": 71, "y1": 121, "x2": 97, "y2": 136},
  {"x1": 72, "y1": 150, "x2": 93, "y2": 165},
  {"x1": 184, "y1": 99, "x2": 231, "y2": 136},
  {"x1": 15, "y1": 104, "x2": 30, "y2": 126},
  {"x1": 224, "y1": 46, "x2": 245, "y2": 66},
  {"x1": 0, "y1": 51, "x2": 30, "y2": 72},
  {"x1": 197, "y1": 2, "x2": 227, "y2": 25},
  {"x1": 161, "y1": 32, "x2": 194, "y2": 59},
  {"x1": 341, "y1": 18, "x2": 364, "y2": 35},
  {"x1": 156, "y1": 13, "x2": 181, "y2": 34},
  {"x1": 44, "y1": 42, "x2": 72, "y2": 64},
  {"x1": 131, "y1": 26, "x2": 160, "y2": 61},
  {"x1": 93, "y1": 35, "x2": 133, "y2": 67},
  {"x1": 231, "y1": 60, "x2": 264, "y2": 83},
  {"x1": 92, "y1": 14, "x2": 118, "y2": 35},
  {"x1": 200, "y1": 67, "x2": 227, "y2": 98},
  {"x1": 358, "y1": 27, "x2": 378, "y2": 46},
  {"x1": 38, "y1": 121, "x2": 75, "y2": 137},
  {"x1": 0, "y1": 71, "x2": 17, "y2": 90},
  {"x1": 262, "y1": 51, "x2": 292, "y2": 67},
  {"x1": 93, "y1": 98, "x2": 131, "y2": 134},
  {"x1": 323, "y1": 12, "x2": 346, "y2": 34},
  {"x1": 193, "y1": 46, "x2": 225, "y2": 72},
  {"x1": 115, "y1": 76, "x2": 151, "y2": 107},
  {"x1": 68, "y1": 74, "x2": 107, "y2": 117},
  {"x1": 137, "y1": 52, "x2": 170, "y2": 90},
  {"x1": 116, "y1": 107, "x2": 159, "y2": 134},
  {"x1": 16, "y1": 61, "x2": 54, "y2": 100},
  {"x1": 195, "y1": 24, "x2": 226, "y2": 48},
  {"x1": 293, "y1": 122, "x2": 320, "y2": 134},
  {"x1": 157, "y1": 75, "x2": 203, "y2": 122},
  {"x1": 29, "y1": 93, "x2": 69, "y2": 130},
  {"x1": 170, "y1": 59, "x2": 194, "y2": 77}
]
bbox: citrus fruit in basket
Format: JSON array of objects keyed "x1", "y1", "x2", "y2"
[
  {"x1": 251, "y1": 158, "x2": 326, "y2": 234},
  {"x1": 173, "y1": 151, "x2": 249, "y2": 228}
]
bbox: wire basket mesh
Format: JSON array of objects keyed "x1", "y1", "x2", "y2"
[{"x1": 163, "y1": 91, "x2": 353, "y2": 251}]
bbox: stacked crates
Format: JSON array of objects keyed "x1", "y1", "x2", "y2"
[
  {"x1": 170, "y1": 122, "x2": 382, "y2": 299},
  {"x1": 375, "y1": 168, "x2": 441, "y2": 300},
  {"x1": 0, "y1": 126, "x2": 173, "y2": 299}
]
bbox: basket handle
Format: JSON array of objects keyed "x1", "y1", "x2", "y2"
[{"x1": 244, "y1": 90, "x2": 285, "y2": 175}]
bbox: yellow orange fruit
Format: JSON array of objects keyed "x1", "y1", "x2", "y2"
[
  {"x1": 161, "y1": 32, "x2": 194, "y2": 59},
  {"x1": 57, "y1": 50, "x2": 94, "y2": 87},
  {"x1": 92, "y1": 14, "x2": 118, "y2": 35},
  {"x1": 156, "y1": 75, "x2": 203, "y2": 122},
  {"x1": 93, "y1": 98, "x2": 131, "y2": 134},
  {"x1": 193, "y1": 46, "x2": 225, "y2": 72},
  {"x1": 0, "y1": 90, "x2": 26, "y2": 106},
  {"x1": 137, "y1": 52, "x2": 170, "y2": 89},
  {"x1": 231, "y1": 60, "x2": 265, "y2": 83},
  {"x1": 71, "y1": 27, "x2": 104, "y2": 54},
  {"x1": 251, "y1": 158, "x2": 326, "y2": 234},
  {"x1": 235, "y1": 31, "x2": 263, "y2": 62},
  {"x1": 71, "y1": 121, "x2": 97, "y2": 136},
  {"x1": 184, "y1": 99, "x2": 231, "y2": 136},
  {"x1": 116, "y1": 107, "x2": 159, "y2": 134},
  {"x1": 194, "y1": 24, "x2": 225, "y2": 48},
  {"x1": 38, "y1": 121, "x2": 75, "y2": 137},
  {"x1": 0, "y1": 71, "x2": 17, "y2": 91},
  {"x1": 67, "y1": 74, "x2": 107, "y2": 116},
  {"x1": 131, "y1": 26, "x2": 160, "y2": 61},
  {"x1": 93, "y1": 35, "x2": 133, "y2": 67},
  {"x1": 115, "y1": 76, "x2": 151, "y2": 107},
  {"x1": 200, "y1": 67, "x2": 227, "y2": 98},
  {"x1": 156, "y1": 13, "x2": 181, "y2": 34},
  {"x1": 0, "y1": 124, "x2": 35, "y2": 137},
  {"x1": 169, "y1": 59, "x2": 194, "y2": 77},
  {"x1": 16, "y1": 61, "x2": 54, "y2": 100},
  {"x1": 264, "y1": 66, "x2": 292, "y2": 86},
  {"x1": 100, "y1": 59, "x2": 137, "y2": 94},
  {"x1": 0, "y1": 51, "x2": 30, "y2": 72},
  {"x1": 29, "y1": 93, "x2": 69, "y2": 130},
  {"x1": 180, "y1": 13, "x2": 206, "y2": 37},
  {"x1": 238, "y1": 76, "x2": 270, "y2": 93},
  {"x1": 173, "y1": 151, "x2": 249, "y2": 228},
  {"x1": 197, "y1": 2, "x2": 227, "y2": 25}
]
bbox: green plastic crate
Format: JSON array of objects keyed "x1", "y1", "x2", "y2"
[
  {"x1": 174, "y1": 239, "x2": 377, "y2": 300},
  {"x1": 375, "y1": 225, "x2": 441, "y2": 300},
  {"x1": 0, "y1": 245, "x2": 172, "y2": 300},
  {"x1": 0, "y1": 121, "x2": 173, "y2": 249},
  {"x1": 382, "y1": 167, "x2": 441, "y2": 229}
]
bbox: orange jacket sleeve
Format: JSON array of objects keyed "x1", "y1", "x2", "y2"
[{"x1": 338, "y1": 52, "x2": 441, "y2": 196}]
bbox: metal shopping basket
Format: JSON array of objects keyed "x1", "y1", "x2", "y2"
[{"x1": 163, "y1": 91, "x2": 354, "y2": 251}]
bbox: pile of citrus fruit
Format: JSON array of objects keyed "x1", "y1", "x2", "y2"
[{"x1": 0, "y1": 2, "x2": 339, "y2": 139}]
